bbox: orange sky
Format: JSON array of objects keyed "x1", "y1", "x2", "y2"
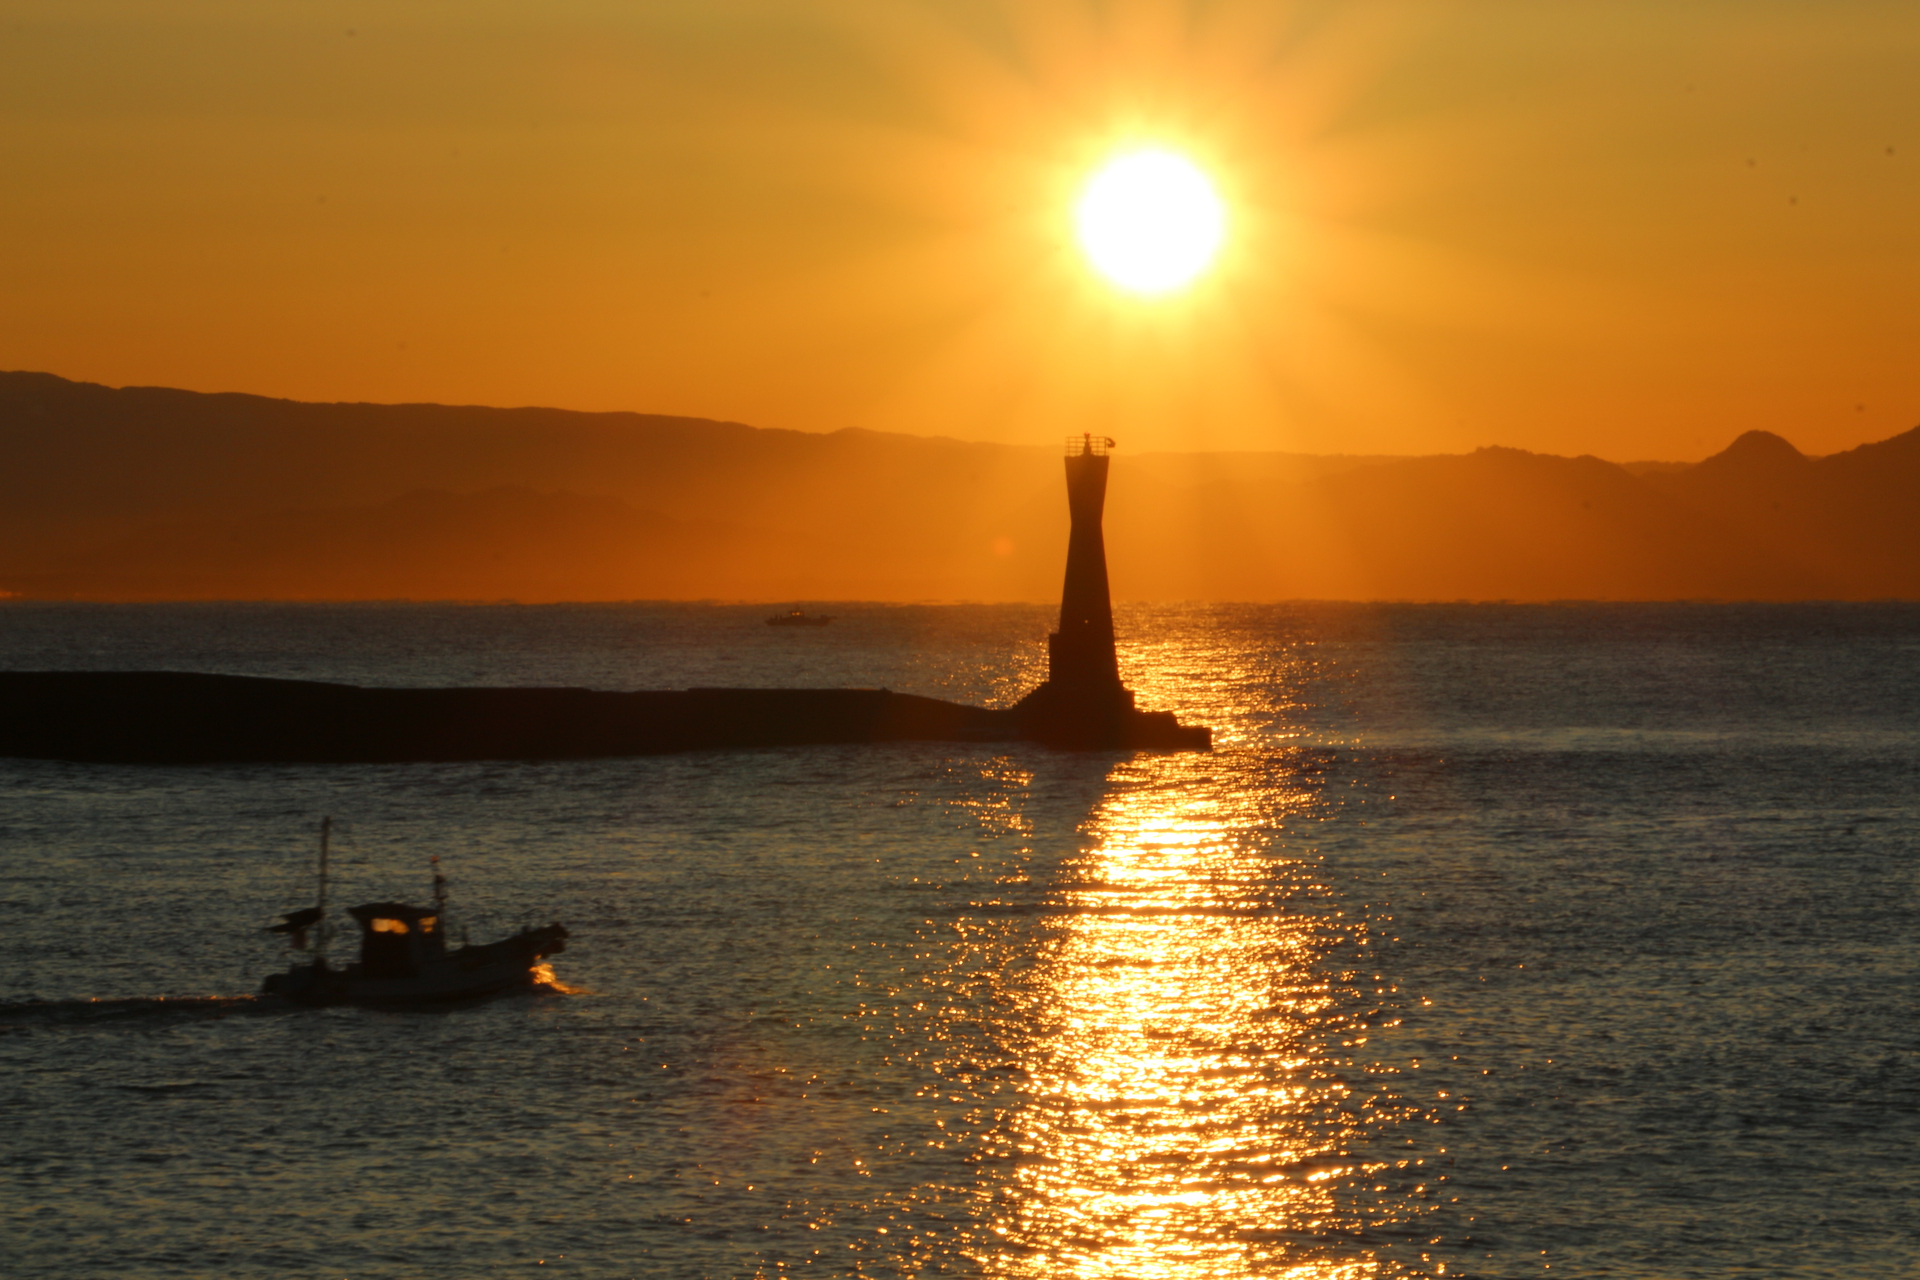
[{"x1": 3, "y1": 0, "x2": 1917, "y2": 460}]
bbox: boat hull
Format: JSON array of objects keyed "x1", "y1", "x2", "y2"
[{"x1": 263, "y1": 924, "x2": 567, "y2": 1008}]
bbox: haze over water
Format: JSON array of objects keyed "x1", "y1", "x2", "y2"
[{"x1": 2, "y1": 601, "x2": 1915, "y2": 1278}]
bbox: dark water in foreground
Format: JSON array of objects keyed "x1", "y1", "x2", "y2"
[{"x1": 1, "y1": 602, "x2": 1915, "y2": 1279}]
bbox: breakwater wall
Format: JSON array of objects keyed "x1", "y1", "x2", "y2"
[
  {"x1": 0, "y1": 671, "x2": 1015, "y2": 763},
  {"x1": 0, "y1": 670, "x2": 1208, "y2": 763}
]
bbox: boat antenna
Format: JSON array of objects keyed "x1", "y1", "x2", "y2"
[
  {"x1": 315, "y1": 816, "x2": 332, "y2": 967},
  {"x1": 431, "y1": 854, "x2": 448, "y2": 929}
]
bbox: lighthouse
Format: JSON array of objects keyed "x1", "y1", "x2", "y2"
[
  {"x1": 1014, "y1": 435, "x2": 1208, "y2": 749},
  {"x1": 1046, "y1": 433, "x2": 1125, "y2": 694}
]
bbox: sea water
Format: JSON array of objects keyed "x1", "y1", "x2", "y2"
[{"x1": 1, "y1": 602, "x2": 1915, "y2": 1279}]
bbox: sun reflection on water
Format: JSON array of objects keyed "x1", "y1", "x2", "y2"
[{"x1": 971, "y1": 754, "x2": 1409, "y2": 1279}]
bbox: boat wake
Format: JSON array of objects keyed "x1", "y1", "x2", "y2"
[
  {"x1": 0, "y1": 982, "x2": 578, "y2": 1029},
  {"x1": 531, "y1": 963, "x2": 589, "y2": 995},
  {"x1": 0, "y1": 995, "x2": 275, "y2": 1029}
]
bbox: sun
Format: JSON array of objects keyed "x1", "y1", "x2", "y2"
[{"x1": 1074, "y1": 150, "x2": 1226, "y2": 295}]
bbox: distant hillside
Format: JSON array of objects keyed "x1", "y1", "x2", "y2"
[{"x1": 2, "y1": 371, "x2": 1915, "y2": 601}]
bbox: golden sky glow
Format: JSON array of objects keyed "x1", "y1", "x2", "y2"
[{"x1": 3, "y1": 1, "x2": 1919, "y2": 458}]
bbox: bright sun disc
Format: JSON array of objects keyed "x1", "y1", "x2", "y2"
[{"x1": 1075, "y1": 150, "x2": 1225, "y2": 294}]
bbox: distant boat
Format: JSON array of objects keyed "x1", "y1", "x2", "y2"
[
  {"x1": 261, "y1": 818, "x2": 567, "y2": 1008},
  {"x1": 766, "y1": 610, "x2": 834, "y2": 627}
]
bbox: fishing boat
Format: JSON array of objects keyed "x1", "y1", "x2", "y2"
[
  {"x1": 765, "y1": 609, "x2": 833, "y2": 627},
  {"x1": 261, "y1": 817, "x2": 568, "y2": 1007}
]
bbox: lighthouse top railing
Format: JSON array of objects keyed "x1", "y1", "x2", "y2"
[{"x1": 1065, "y1": 434, "x2": 1115, "y2": 457}]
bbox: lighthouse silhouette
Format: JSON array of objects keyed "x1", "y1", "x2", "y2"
[{"x1": 1014, "y1": 434, "x2": 1209, "y2": 749}]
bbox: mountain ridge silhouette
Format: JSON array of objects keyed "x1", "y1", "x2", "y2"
[{"x1": 4, "y1": 371, "x2": 1915, "y2": 601}]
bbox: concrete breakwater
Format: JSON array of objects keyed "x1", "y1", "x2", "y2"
[{"x1": 0, "y1": 670, "x2": 1208, "y2": 763}]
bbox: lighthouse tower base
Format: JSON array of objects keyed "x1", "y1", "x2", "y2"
[{"x1": 1011, "y1": 678, "x2": 1210, "y2": 750}]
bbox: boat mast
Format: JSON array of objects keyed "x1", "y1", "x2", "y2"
[
  {"x1": 314, "y1": 816, "x2": 332, "y2": 967},
  {"x1": 430, "y1": 854, "x2": 447, "y2": 931}
]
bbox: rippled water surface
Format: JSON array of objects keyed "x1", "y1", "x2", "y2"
[{"x1": 2, "y1": 602, "x2": 1916, "y2": 1278}]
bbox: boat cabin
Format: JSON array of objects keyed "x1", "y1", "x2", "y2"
[{"x1": 347, "y1": 902, "x2": 447, "y2": 977}]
